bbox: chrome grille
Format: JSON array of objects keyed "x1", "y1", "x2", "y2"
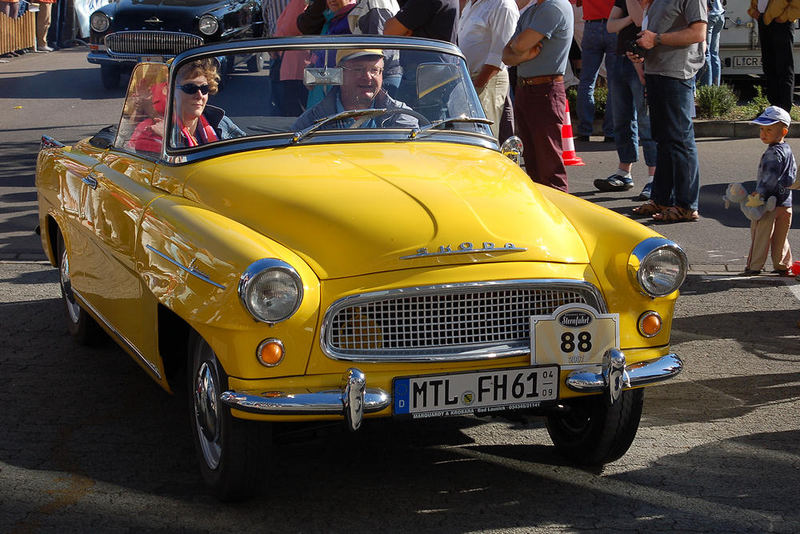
[
  {"x1": 105, "y1": 31, "x2": 203, "y2": 58},
  {"x1": 321, "y1": 281, "x2": 605, "y2": 362}
]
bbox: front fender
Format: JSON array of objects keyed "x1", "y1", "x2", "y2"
[
  {"x1": 138, "y1": 195, "x2": 320, "y2": 379},
  {"x1": 538, "y1": 186, "x2": 679, "y2": 350}
]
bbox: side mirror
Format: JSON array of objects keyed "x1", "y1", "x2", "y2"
[{"x1": 500, "y1": 136, "x2": 523, "y2": 165}]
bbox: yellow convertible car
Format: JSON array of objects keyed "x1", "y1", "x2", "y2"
[{"x1": 36, "y1": 36, "x2": 686, "y2": 500}]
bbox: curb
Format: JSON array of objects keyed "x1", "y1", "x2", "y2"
[
  {"x1": 589, "y1": 118, "x2": 800, "y2": 139},
  {"x1": 692, "y1": 120, "x2": 800, "y2": 138}
]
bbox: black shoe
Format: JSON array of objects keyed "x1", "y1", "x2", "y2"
[
  {"x1": 742, "y1": 269, "x2": 761, "y2": 276},
  {"x1": 636, "y1": 181, "x2": 653, "y2": 201},
  {"x1": 574, "y1": 135, "x2": 590, "y2": 142},
  {"x1": 603, "y1": 136, "x2": 615, "y2": 143},
  {"x1": 594, "y1": 174, "x2": 634, "y2": 192}
]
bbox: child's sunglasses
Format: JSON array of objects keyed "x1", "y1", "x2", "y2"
[{"x1": 178, "y1": 83, "x2": 210, "y2": 95}]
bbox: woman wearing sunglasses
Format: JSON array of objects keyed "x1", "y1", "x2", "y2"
[{"x1": 173, "y1": 59, "x2": 245, "y2": 147}]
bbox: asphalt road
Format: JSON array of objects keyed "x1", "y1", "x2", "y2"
[{"x1": 1, "y1": 46, "x2": 800, "y2": 533}]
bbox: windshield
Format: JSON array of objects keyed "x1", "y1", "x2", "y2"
[{"x1": 162, "y1": 44, "x2": 492, "y2": 152}]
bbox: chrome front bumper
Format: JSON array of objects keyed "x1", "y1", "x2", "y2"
[
  {"x1": 220, "y1": 369, "x2": 391, "y2": 431},
  {"x1": 220, "y1": 351, "x2": 682, "y2": 430}
]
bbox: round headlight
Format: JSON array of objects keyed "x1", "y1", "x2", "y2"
[
  {"x1": 90, "y1": 11, "x2": 110, "y2": 33},
  {"x1": 198, "y1": 14, "x2": 219, "y2": 36},
  {"x1": 238, "y1": 259, "x2": 303, "y2": 323},
  {"x1": 629, "y1": 237, "x2": 688, "y2": 297}
]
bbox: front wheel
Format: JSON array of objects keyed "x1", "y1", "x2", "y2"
[
  {"x1": 189, "y1": 333, "x2": 271, "y2": 501},
  {"x1": 546, "y1": 388, "x2": 644, "y2": 466}
]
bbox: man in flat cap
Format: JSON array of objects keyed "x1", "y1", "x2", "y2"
[{"x1": 293, "y1": 49, "x2": 419, "y2": 130}]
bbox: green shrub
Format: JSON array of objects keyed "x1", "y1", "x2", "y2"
[
  {"x1": 567, "y1": 86, "x2": 577, "y2": 113},
  {"x1": 565, "y1": 85, "x2": 606, "y2": 116},
  {"x1": 750, "y1": 85, "x2": 771, "y2": 115},
  {"x1": 594, "y1": 85, "x2": 608, "y2": 116},
  {"x1": 694, "y1": 84, "x2": 738, "y2": 119}
]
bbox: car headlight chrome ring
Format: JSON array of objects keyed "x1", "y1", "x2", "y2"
[
  {"x1": 238, "y1": 259, "x2": 303, "y2": 324},
  {"x1": 629, "y1": 237, "x2": 688, "y2": 298},
  {"x1": 90, "y1": 11, "x2": 111, "y2": 33},
  {"x1": 198, "y1": 14, "x2": 219, "y2": 36}
]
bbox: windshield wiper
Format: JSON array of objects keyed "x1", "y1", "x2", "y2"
[
  {"x1": 291, "y1": 108, "x2": 389, "y2": 144},
  {"x1": 408, "y1": 115, "x2": 494, "y2": 140}
]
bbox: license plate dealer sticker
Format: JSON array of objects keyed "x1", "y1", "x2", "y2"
[
  {"x1": 393, "y1": 365, "x2": 559, "y2": 418},
  {"x1": 531, "y1": 304, "x2": 619, "y2": 368}
]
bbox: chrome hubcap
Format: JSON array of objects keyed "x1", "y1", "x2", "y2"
[
  {"x1": 194, "y1": 360, "x2": 221, "y2": 469},
  {"x1": 60, "y1": 248, "x2": 81, "y2": 324}
]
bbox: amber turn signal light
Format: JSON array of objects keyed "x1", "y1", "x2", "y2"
[
  {"x1": 638, "y1": 311, "x2": 662, "y2": 338},
  {"x1": 257, "y1": 338, "x2": 285, "y2": 367}
]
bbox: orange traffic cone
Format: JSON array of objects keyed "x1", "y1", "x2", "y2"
[{"x1": 561, "y1": 101, "x2": 585, "y2": 166}]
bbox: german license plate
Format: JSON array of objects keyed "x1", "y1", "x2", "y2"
[
  {"x1": 733, "y1": 56, "x2": 762, "y2": 68},
  {"x1": 531, "y1": 304, "x2": 619, "y2": 368},
  {"x1": 393, "y1": 365, "x2": 559, "y2": 419}
]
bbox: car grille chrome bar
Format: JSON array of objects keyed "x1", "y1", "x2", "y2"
[
  {"x1": 105, "y1": 31, "x2": 204, "y2": 58},
  {"x1": 321, "y1": 280, "x2": 605, "y2": 362}
]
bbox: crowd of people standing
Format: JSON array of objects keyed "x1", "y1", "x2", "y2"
[
  {"x1": 260, "y1": 0, "x2": 798, "y2": 270},
  {"x1": 260, "y1": 0, "x2": 715, "y2": 221}
]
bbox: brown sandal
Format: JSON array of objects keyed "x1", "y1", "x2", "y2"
[
  {"x1": 652, "y1": 206, "x2": 699, "y2": 222},
  {"x1": 632, "y1": 200, "x2": 664, "y2": 216}
]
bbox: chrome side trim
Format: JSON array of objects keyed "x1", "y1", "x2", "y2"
[
  {"x1": 565, "y1": 353, "x2": 683, "y2": 393},
  {"x1": 145, "y1": 245, "x2": 226, "y2": 289},
  {"x1": 320, "y1": 279, "x2": 606, "y2": 363},
  {"x1": 72, "y1": 289, "x2": 162, "y2": 379},
  {"x1": 220, "y1": 368, "x2": 390, "y2": 417}
]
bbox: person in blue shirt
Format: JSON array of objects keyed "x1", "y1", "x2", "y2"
[{"x1": 744, "y1": 106, "x2": 796, "y2": 276}]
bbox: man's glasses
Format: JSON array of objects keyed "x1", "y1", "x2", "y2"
[
  {"x1": 341, "y1": 66, "x2": 383, "y2": 77},
  {"x1": 178, "y1": 83, "x2": 210, "y2": 95}
]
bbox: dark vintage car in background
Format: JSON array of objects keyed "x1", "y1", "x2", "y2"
[{"x1": 88, "y1": 0, "x2": 263, "y2": 89}]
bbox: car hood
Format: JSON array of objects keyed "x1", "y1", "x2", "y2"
[{"x1": 181, "y1": 143, "x2": 590, "y2": 279}]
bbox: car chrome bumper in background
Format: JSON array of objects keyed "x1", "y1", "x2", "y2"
[
  {"x1": 87, "y1": 51, "x2": 137, "y2": 66},
  {"x1": 220, "y1": 352, "x2": 683, "y2": 429}
]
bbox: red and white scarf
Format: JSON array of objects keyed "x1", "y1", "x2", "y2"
[{"x1": 178, "y1": 114, "x2": 218, "y2": 146}]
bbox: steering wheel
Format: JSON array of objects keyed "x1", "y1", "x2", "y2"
[{"x1": 358, "y1": 108, "x2": 431, "y2": 128}]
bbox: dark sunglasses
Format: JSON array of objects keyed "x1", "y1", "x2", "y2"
[{"x1": 178, "y1": 83, "x2": 210, "y2": 95}]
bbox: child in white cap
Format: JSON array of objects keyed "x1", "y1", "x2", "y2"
[{"x1": 743, "y1": 105, "x2": 796, "y2": 276}]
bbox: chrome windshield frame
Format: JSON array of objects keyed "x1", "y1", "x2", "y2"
[{"x1": 159, "y1": 36, "x2": 494, "y2": 165}]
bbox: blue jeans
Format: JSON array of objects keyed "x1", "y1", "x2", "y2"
[
  {"x1": 607, "y1": 55, "x2": 656, "y2": 167},
  {"x1": 577, "y1": 20, "x2": 616, "y2": 137},
  {"x1": 699, "y1": 13, "x2": 724, "y2": 86},
  {"x1": 646, "y1": 75, "x2": 700, "y2": 211}
]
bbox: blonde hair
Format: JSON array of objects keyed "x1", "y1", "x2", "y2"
[{"x1": 177, "y1": 58, "x2": 220, "y2": 95}]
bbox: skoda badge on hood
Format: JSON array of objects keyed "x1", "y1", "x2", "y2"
[{"x1": 401, "y1": 242, "x2": 526, "y2": 260}]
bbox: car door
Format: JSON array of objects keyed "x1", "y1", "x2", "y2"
[{"x1": 77, "y1": 62, "x2": 170, "y2": 376}]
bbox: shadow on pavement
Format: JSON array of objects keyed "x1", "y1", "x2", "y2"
[{"x1": 1, "y1": 278, "x2": 798, "y2": 531}]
